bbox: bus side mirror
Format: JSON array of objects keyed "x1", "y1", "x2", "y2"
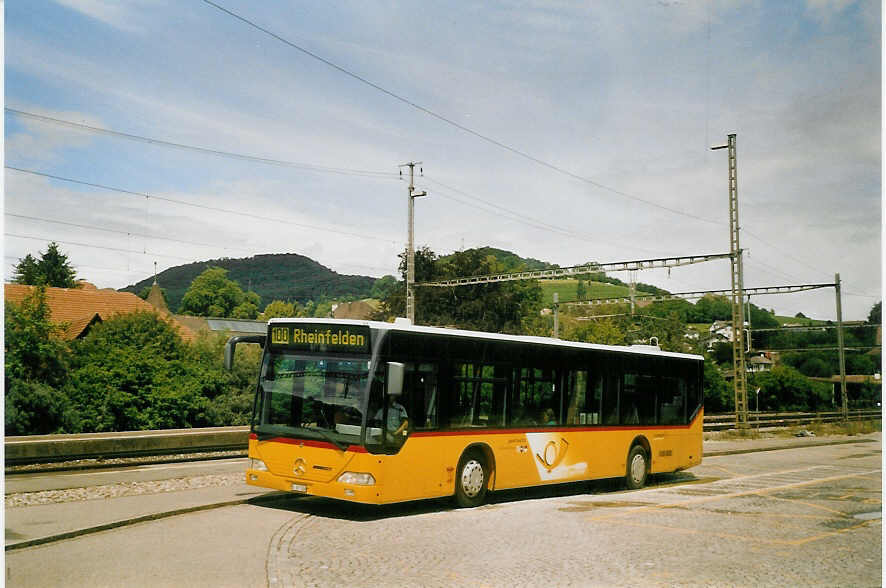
[
  {"x1": 386, "y1": 362, "x2": 405, "y2": 397},
  {"x1": 224, "y1": 335, "x2": 266, "y2": 370}
]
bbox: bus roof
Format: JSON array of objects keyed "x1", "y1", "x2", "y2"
[{"x1": 268, "y1": 317, "x2": 703, "y2": 362}]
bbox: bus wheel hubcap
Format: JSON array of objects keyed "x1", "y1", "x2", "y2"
[
  {"x1": 461, "y1": 460, "x2": 484, "y2": 497},
  {"x1": 631, "y1": 454, "x2": 645, "y2": 483}
]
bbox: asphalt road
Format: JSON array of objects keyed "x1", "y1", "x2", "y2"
[{"x1": 6, "y1": 438, "x2": 882, "y2": 587}]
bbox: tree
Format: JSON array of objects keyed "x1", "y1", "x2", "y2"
[
  {"x1": 749, "y1": 365, "x2": 831, "y2": 412},
  {"x1": 178, "y1": 267, "x2": 261, "y2": 318},
  {"x1": 376, "y1": 247, "x2": 543, "y2": 334},
  {"x1": 868, "y1": 302, "x2": 881, "y2": 325},
  {"x1": 68, "y1": 311, "x2": 207, "y2": 431},
  {"x1": 260, "y1": 300, "x2": 298, "y2": 320},
  {"x1": 4, "y1": 286, "x2": 69, "y2": 387},
  {"x1": 370, "y1": 275, "x2": 398, "y2": 300},
  {"x1": 12, "y1": 242, "x2": 78, "y2": 288},
  {"x1": 703, "y1": 356, "x2": 731, "y2": 413},
  {"x1": 12, "y1": 254, "x2": 41, "y2": 285},
  {"x1": 575, "y1": 279, "x2": 587, "y2": 301},
  {"x1": 4, "y1": 286, "x2": 79, "y2": 435}
]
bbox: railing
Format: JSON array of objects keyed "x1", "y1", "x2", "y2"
[{"x1": 704, "y1": 409, "x2": 882, "y2": 431}]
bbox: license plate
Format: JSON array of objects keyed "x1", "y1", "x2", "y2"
[{"x1": 292, "y1": 483, "x2": 307, "y2": 493}]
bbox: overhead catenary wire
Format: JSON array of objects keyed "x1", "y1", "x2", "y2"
[
  {"x1": 199, "y1": 0, "x2": 725, "y2": 227},
  {"x1": 6, "y1": 233, "x2": 197, "y2": 262},
  {"x1": 423, "y1": 175, "x2": 662, "y2": 257},
  {"x1": 5, "y1": 212, "x2": 260, "y2": 255},
  {"x1": 5, "y1": 108, "x2": 399, "y2": 180},
  {"x1": 6, "y1": 166, "x2": 399, "y2": 245}
]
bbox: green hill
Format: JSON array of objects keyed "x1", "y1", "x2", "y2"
[
  {"x1": 540, "y1": 279, "x2": 658, "y2": 306},
  {"x1": 121, "y1": 253, "x2": 375, "y2": 312},
  {"x1": 442, "y1": 247, "x2": 554, "y2": 271}
]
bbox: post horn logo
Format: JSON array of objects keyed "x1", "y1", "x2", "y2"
[
  {"x1": 293, "y1": 457, "x2": 307, "y2": 476},
  {"x1": 536, "y1": 438, "x2": 569, "y2": 472}
]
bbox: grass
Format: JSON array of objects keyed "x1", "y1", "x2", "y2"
[{"x1": 540, "y1": 280, "x2": 646, "y2": 307}]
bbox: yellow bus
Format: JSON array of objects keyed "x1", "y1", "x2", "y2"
[{"x1": 226, "y1": 318, "x2": 703, "y2": 507}]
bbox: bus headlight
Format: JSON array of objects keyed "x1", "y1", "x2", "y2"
[
  {"x1": 250, "y1": 459, "x2": 269, "y2": 472},
  {"x1": 337, "y1": 472, "x2": 376, "y2": 486}
]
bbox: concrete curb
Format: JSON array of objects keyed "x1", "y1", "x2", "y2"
[
  {"x1": 7, "y1": 436, "x2": 876, "y2": 551},
  {"x1": 4, "y1": 492, "x2": 288, "y2": 552}
]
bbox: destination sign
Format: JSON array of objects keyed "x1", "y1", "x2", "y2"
[{"x1": 268, "y1": 323, "x2": 371, "y2": 354}]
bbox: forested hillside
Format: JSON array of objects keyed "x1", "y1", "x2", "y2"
[{"x1": 121, "y1": 253, "x2": 375, "y2": 312}]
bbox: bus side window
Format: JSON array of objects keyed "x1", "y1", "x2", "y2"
[
  {"x1": 658, "y1": 376, "x2": 684, "y2": 425},
  {"x1": 565, "y1": 369, "x2": 593, "y2": 425},
  {"x1": 601, "y1": 372, "x2": 619, "y2": 425},
  {"x1": 511, "y1": 367, "x2": 559, "y2": 426},
  {"x1": 404, "y1": 363, "x2": 438, "y2": 430},
  {"x1": 686, "y1": 367, "x2": 701, "y2": 421}
]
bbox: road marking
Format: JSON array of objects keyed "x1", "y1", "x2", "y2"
[
  {"x1": 585, "y1": 468, "x2": 881, "y2": 523},
  {"x1": 583, "y1": 468, "x2": 881, "y2": 547},
  {"x1": 762, "y1": 493, "x2": 851, "y2": 518}
]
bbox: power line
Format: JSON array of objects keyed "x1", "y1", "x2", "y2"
[
  {"x1": 200, "y1": 0, "x2": 724, "y2": 227},
  {"x1": 423, "y1": 175, "x2": 661, "y2": 256},
  {"x1": 6, "y1": 166, "x2": 399, "y2": 245},
  {"x1": 743, "y1": 228, "x2": 828, "y2": 281},
  {"x1": 4, "y1": 255, "x2": 154, "y2": 278},
  {"x1": 5, "y1": 108, "x2": 399, "y2": 180},
  {"x1": 5, "y1": 212, "x2": 258, "y2": 254},
  {"x1": 6, "y1": 233, "x2": 196, "y2": 262}
]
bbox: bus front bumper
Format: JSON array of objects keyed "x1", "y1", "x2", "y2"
[{"x1": 246, "y1": 469, "x2": 381, "y2": 503}]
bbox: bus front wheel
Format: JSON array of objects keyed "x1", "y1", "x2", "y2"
[
  {"x1": 455, "y1": 450, "x2": 488, "y2": 508},
  {"x1": 625, "y1": 445, "x2": 648, "y2": 490}
]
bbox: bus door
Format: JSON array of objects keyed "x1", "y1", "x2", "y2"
[{"x1": 383, "y1": 362, "x2": 444, "y2": 498}]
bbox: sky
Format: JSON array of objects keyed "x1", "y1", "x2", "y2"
[{"x1": 4, "y1": 0, "x2": 881, "y2": 321}]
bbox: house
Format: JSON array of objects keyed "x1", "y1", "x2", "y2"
[
  {"x1": 332, "y1": 299, "x2": 380, "y2": 320},
  {"x1": 747, "y1": 353, "x2": 774, "y2": 373},
  {"x1": 4, "y1": 281, "x2": 198, "y2": 342}
]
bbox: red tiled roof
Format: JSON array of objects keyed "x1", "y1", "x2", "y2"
[{"x1": 4, "y1": 283, "x2": 197, "y2": 342}]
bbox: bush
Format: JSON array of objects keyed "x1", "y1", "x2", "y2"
[{"x1": 5, "y1": 380, "x2": 80, "y2": 435}]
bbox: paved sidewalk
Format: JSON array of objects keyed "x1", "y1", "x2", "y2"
[
  {"x1": 5, "y1": 480, "x2": 277, "y2": 550},
  {"x1": 703, "y1": 431, "x2": 880, "y2": 456},
  {"x1": 5, "y1": 432, "x2": 880, "y2": 550}
]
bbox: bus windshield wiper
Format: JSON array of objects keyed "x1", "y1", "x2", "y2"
[{"x1": 303, "y1": 426, "x2": 349, "y2": 451}]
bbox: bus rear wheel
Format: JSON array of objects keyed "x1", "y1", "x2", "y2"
[
  {"x1": 455, "y1": 450, "x2": 488, "y2": 508},
  {"x1": 625, "y1": 445, "x2": 648, "y2": 490}
]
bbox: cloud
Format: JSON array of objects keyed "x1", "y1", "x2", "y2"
[
  {"x1": 6, "y1": 107, "x2": 104, "y2": 163},
  {"x1": 52, "y1": 0, "x2": 163, "y2": 33}
]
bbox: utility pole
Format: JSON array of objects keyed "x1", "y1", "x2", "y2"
[
  {"x1": 400, "y1": 162, "x2": 427, "y2": 324},
  {"x1": 629, "y1": 271, "x2": 637, "y2": 317},
  {"x1": 835, "y1": 273, "x2": 848, "y2": 420},
  {"x1": 553, "y1": 292, "x2": 560, "y2": 338},
  {"x1": 713, "y1": 133, "x2": 749, "y2": 429}
]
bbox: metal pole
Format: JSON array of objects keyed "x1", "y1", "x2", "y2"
[
  {"x1": 746, "y1": 295, "x2": 752, "y2": 353},
  {"x1": 835, "y1": 273, "x2": 848, "y2": 420},
  {"x1": 629, "y1": 271, "x2": 636, "y2": 317},
  {"x1": 553, "y1": 292, "x2": 559, "y2": 338},
  {"x1": 402, "y1": 162, "x2": 426, "y2": 324},
  {"x1": 713, "y1": 133, "x2": 749, "y2": 428}
]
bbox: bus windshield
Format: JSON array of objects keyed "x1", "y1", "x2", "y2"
[{"x1": 253, "y1": 353, "x2": 371, "y2": 449}]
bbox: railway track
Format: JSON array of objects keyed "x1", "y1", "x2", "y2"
[{"x1": 6, "y1": 410, "x2": 880, "y2": 470}]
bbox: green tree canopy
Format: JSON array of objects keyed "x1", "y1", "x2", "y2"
[
  {"x1": 178, "y1": 267, "x2": 261, "y2": 318},
  {"x1": 260, "y1": 300, "x2": 298, "y2": 320},
  {"x1": 12, "y1": 242, "x2": 78, "y2": 288},
  {"x1": 750, "y1": 365, "x2": 831, "y2": 412},
  {"x1": 377, "y1": 247, "x2": 543, "y2": 334},
  {"x1": 370, "y1": 275, "x2": 398, "y2": 300},
  {"x1": 868, "y1": 301, "x2": 881, "y2": 325},
  {"x1": 4, "y1": 286, "x2": 69, "y2": 387}
]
